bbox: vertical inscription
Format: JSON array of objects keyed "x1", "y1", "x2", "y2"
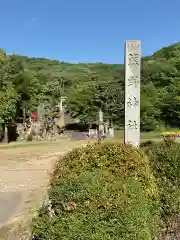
[
  {"x1": 124, "y1": 40, "x2": 141, "y2": 146},
  {"x1": 127, "y1": 96, "x2": 139, "y2": 107},
  {"x1": 128, "y1": 76, "x2": 139, "y2": 87},
  {"x1": 128, "y1": 53, "x2": 140, "y2": 66}
]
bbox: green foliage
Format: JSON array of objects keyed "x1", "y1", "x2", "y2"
[
  {"x1": 152, "y1": 43, "x2": 180, "y2": 60},
  {"x1": 1, "y1": 42, "x2": 180, "y2": 131},
  {"x1": 66, "y1": 83, "x2": 96, "y2": 123},
  {"x1": 66, "y1": 81, "x2": 124, "y2": 125},
  {"x1": 145, "y1": 138, "x2": 180, "y2": 238},
  {"x1": 148, "y1": 138, "x2": 180, "y2": 217},
  {"x1": 0, "y1": 85, "x2": 19, "y2": 123},
  {"x1": 31, "y1": 142, "x2": 160, "y2": 240},
  {"x1": 140, "y1": 83, "x2": 160, "y2": 131},
  {"x1": 65, "y1": 42, "x2": 180, "y2": 130}
]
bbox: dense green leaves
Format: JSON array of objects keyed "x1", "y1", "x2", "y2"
[
  {"x1": 65, "y1": 42, "x2": 180, "y2": 129},
  {"x1": 0, "y1": 85, "x2": 19, "y2": 123},
  {"x1": 145, "y1": 138, "x2": 180, "y2": 238},
  {"x1": 1, "y1": 42, "x2": 180, "y2": 130},
  {"x1": 31, "y1": 142, "x2": 160, "y2": 239},
  {"x1": 66, "y1": 81, "x2": 124, "y2": 125}
]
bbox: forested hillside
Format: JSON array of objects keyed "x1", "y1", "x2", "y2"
[{"x1": 0, "y1": 42, "x2": 180, "y2": 135}]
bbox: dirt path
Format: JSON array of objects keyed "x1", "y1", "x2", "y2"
[{"x1": 0, "y1": 139, "x2": 85, "y2": 240}]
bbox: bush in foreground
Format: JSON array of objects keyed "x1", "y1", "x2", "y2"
[
  {"x1": 148, "y1": 137, "x2": 180, "y2": 238},
  {"x1": 31, "y1": 142, "x2": 160, "y2": 240},
  {"x1": 148, "y1": 137, "x2": 180, "y2": 216}
]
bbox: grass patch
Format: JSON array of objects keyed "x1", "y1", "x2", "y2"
[{"x1": 115, "y1": 130, "x2": 161, "y2": 140}]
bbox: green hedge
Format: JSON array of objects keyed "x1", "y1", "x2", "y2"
[
  {"x1": 147, "y1": 137, "x2": 180, "y2": 240},
  {"x1": 31, "y1": 142, "x2": 160, "y2": 240},
  {"x1": 148, "y1": 138, "x2": 180, "y2": 217}
]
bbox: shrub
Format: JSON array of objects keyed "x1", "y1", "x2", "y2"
[
  {"x1": 140, "y1": 140, "x2": 154, "y2": 148},
  {"x1": 148, "y1": 137, "x2": 180, "y2": 215},
  {"x1": 147, "y1": 137, "x2": 180, "y2": 238},
  {"x1": 31, "y1": 142, "x2": 160, "y2": 240}
]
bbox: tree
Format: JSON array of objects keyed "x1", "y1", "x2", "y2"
[
  {"x1": 159, "y1": 78, "x2": 180, "y2": 127},
  {"x1": 0, "y1": 85, "x2": 19, "y2": 123},
  {"x1": 140, "y1": 82, "x2": 161, "y2": 131},
  {"x1": 0, "y1": 42, "x2": 180, "y2": 134},
  {"x1": 66, "y1": 81, "x2": 124, "y2": 126}
]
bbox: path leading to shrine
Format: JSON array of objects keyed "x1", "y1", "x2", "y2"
[{"x1": 0, "y1": 139, "x2": 86, "y2": 239}]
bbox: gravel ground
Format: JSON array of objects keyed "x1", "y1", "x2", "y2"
[{"x1": 0, "y1": 139, "x2": 86, "y2": 239}]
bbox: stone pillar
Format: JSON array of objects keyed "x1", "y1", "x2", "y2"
[
  {"x1": 104, "y1": 122, "x2": 109, "y2": 136},
  {"x1": 37, "y1": 103, "x2": 44, "y2": 122},
  {"x1": 109, "y1": 127, "x2": 114, "y2": 138},
  {"x1": 4, "y1": 125, "x2": 8, "y2": 143},
  {"x1": 59, "y1": 97, "x2": 65, "y2": 127},
  {"x1": 124, "y1": 40, "x2": 141, "y2": 147},
  {"x1": 98, "y1": 110, "x2": 104, "y2": 134},
  {"x1": 109, "y1": 121, "x2": 114, "y2": 138},
  {"x1": 59, "y1": 97, "x2": 63, "y2": 112}
]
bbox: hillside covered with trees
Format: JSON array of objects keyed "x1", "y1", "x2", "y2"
[{"x1": 0, "y1": 42, "x2": 180, "y2": 138}]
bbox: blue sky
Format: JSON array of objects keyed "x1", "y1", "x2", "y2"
[{"x1": 0, "y1": 0, "x2": 179, "y2": 63}]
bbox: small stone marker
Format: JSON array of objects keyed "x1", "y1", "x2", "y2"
[
  {"x1": 104, "y1": 122, "x2": 109, "y2": 135},
  {"x1": 58, "y1": 96, "x2": 65, "y2": 127},
  {"x1": 98, "y1": 110, "x2": 104, "y2": 134},
  {"x1": 37, "y1": 103, "x2": 44, "y2": 121},
  {"x1": 109, "y1": 127, "x2": 114, "y2": 138},
  {"x1": 99, "y1": 109, "x2": 103, "y2": 122},
  {"x1": 124, "y1": 40, "x2": 141, "y2": 147},
  {"x1": 59, "y1": 97, "x2": 63, "y2": 112},
  {"x1": 4, "y1": 125, "x2": 8, "y2": 143}
]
